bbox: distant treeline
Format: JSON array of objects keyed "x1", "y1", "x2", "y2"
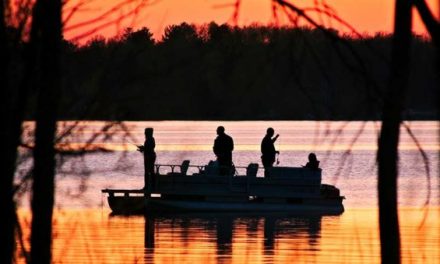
[{"x1": 10, "y1": 22, "x2": 439, "y2": 120}]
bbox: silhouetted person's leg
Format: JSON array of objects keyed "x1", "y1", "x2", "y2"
[
  {"x1": 218, "y1": 159, "x2": 230, "y2": 175},
  {"x1": 143, "y1": 158, "x2": 148, "y2": 190},
  {"x1": 147, "y1": 156, "x2": 156, "y2": 190},
  {"x1": 144, "y1": 155, "x2": 156, "y2": 191},
  {"x1": 262, "y1": 158, "x2": 273, "y2": 177}
]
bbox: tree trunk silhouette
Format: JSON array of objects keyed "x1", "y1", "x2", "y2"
[
  {"x1": 1, "y1": 2, "x2": 43, "y2": 263},
  {"x1": 30, "y1": 0, "x2": 62, "y2": 263},
  {"x1": 377, "y1": 0, "x2": 412, "y2": 263},
  {"x1": 0, "y1": 1, "x2": 15, "y2": 263}
]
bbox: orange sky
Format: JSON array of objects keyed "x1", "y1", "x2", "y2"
[{"x1": 63, "y1": 0, "x2": 439, "y2": 43}]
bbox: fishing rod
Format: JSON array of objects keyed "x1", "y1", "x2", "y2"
[{"x1": 126, "y1": 138, "x2": 143, "y2": 152}]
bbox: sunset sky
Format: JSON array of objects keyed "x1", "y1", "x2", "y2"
[{"x1": 63, "y1": 0, "x2": 439, "y2": 43}]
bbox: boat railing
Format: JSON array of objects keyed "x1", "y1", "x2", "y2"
[
  {"x1": 153, "y1": 163, "x2": 321, "y2": 179},
  {"x1": 154, "y1": 164, "x2": 206, "y2": 175},
  {"x1": 102, "y1": 163, "x2": 323, "y2": 198},
  {"x1": 152, "y1": 163, "x2": 261, "y2": 194},
  {"x1": 153, "y1": 163, "x2": 262, "y2": 177}
]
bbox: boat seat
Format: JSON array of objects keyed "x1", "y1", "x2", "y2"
[
  {"x1": 181, "y1": 160, "x2": 190, "y2": 175},
  {"x1": 167, "y1": 160, "x2": 190, "y2": 176},
  {"x1": 204, "y1": 160, "x2": 219, "y2": 176},
  {"x1": 246, "y1": 163, "x2": 258, "y2": 177}
]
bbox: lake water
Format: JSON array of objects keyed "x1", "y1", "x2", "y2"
[{"x1": 15, "y1": 121, "x2": 439, "y2": 263}]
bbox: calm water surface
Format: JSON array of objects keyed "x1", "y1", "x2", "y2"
[{"x1": 16, "y1": 121, "x2": 439, "y2": 263}]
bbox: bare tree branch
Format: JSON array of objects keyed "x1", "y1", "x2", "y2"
[{"x1": 413, "y1": 0, "x2": 440, "y2": 44}]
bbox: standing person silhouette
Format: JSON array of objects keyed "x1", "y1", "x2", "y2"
[
  {"x1": 261, "y1": 127, "x2": 280, "y2": 177},
  {"x1": 213, "y1": 126, "x2": 234, "y2": 175},
  {"x1": 138, "y1": 127, "x2": 156, "y2": 190},
  {"x1": 305, "y1": 153, "x2": 320, "y2": 170}
]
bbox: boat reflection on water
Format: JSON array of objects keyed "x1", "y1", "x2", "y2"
[
  {"x1": 140, "y1": 212, "x2": 326, "y2": 263},
  {"x1": 103, "y1": 160, "x2": 343, "y2": 263}
]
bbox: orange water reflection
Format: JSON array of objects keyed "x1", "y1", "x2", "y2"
[{"x1": 16, "y1": 208, "x2": 440, "y2": 263}]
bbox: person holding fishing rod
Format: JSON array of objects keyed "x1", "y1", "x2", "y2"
[
  {"x1": 137, "y1": 127, "x2": 156, "y2": 191},
  {"x1": 261, "y1": 127, "x2": 280, "y2": 178}
]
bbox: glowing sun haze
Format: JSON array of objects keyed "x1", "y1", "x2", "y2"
[{"x1": 63, "y1": 0, "x2": 438, "y2": 42}]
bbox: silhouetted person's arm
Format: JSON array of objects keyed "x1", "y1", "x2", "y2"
[
  {"x1": 213, "y1": 138, "x2": 220, "y2": 156},
  {"x1": 273, "y1": 134, "x2": 279, "y2": 154},
  {"x1": 230, "y1": 137, "x2": 234, "y2": 152},
  {"x1": 148, "y1": 138, "x2": 156, "y2": 153}
]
